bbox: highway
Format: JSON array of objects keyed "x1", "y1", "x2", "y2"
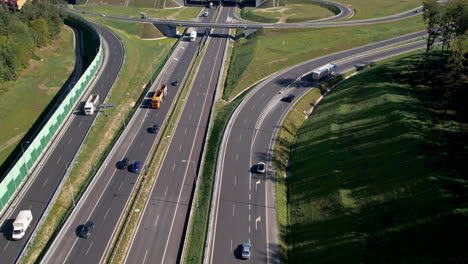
[
  {"x1": 0, "y1": 23, "x2": 124, "y2": 264},
  {"x1": 41, "y1": 8, "x2": 217, "y2": 264},
  {"x1": 67, "y1": 3, "x2": 425, "y2": 29},
  {"x1": 124, "y1": 6, "x2": 233, "y2": 264},
  {"x1": 206, "y1": 32, "x2": 428, "y2": 263}
]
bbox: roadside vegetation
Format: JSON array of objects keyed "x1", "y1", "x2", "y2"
[
  {"x1": 22, "y1": 14, "x2": 177, "y2": 264},
  {"x1": 224, "y1": 15, "x2": 425, "y2": 100},
  {"x1": 279, "y1": 48, "x2": 467, "y2": 263},
  {"x1": 240, "y1": 0, "x2": 337, "y2": 23},
  {"x1": 275, "y1": 2, "x2": 467, "y2": 261},
  {"x1": 338, "y1": 0, "x2": 423, "y2": 20},
  {"x1": 0, "y1": 0, "x2": 63, "y2": 83},
  {"x1": 0, "y1": 25, "x2": 74, "y2": 169}
]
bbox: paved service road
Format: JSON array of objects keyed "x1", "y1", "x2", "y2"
[
  {"x1": 207, "y1": 32, "x2": 428, "y2": 263},
  {"x1": 124, "y1": 6, "x2": 233, "y2": 264},
  {"x1": 0, "y1": 23, "x2": 123, "y2": 264},
  {"x1": 41, "y1": 8, "x2": 216, "y2": 264}
]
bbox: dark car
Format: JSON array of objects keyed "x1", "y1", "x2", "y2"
[
  {"x1": 171, "y1": 80, "x2": 179, "y2": 86},
  {"x1": 116, "y1": 157, "x2": 130, "y2": 169},
  {"x1": 282, "y1": 94, "x2": 295, "y2": 102},
  {"x1": 241, "y1": 243, "x2": 251, "y2": 259},
  {"x1": 80, "y1": 220, "x2": 94, "y2": 238},
  {"x1": 147, "y1": 124, "x2": 160, "y2": 134},
  {"x1": 128, "y1": 162, "x2": 142, "y2": 173}
]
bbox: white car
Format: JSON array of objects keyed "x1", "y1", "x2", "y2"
[
  {"x1": 241, "y1": 243, "x2": 251, "y2": 259},
  {"x1": 257, "y1": 162, "x2": 266, "y2": 174}
]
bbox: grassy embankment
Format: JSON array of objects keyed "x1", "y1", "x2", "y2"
[
  {"x1": 276, "y1": 51, "x2": 468, "y2": 263},
  {"x1": 337, "y1": 0, "x2": 423, "y2": 20},
  {"x1": 240, "y1": 0, "x2": 337, "y2": 23},
  {"x1": 224, "y1": 14, "x2": 425, "y2": 100},
  {"x1": 22, "y1": 15, "x2": 177, "y2": 264},
  {"x1": 0, "y1": 27, "x2": 75, "y2": 169}
]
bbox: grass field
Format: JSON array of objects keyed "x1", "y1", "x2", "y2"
[
  {"x1": 282, "y1": 51, "x2": 468, "y2": 263},
  {"x1": 75, "y1": 4, "x2": 200, "y2": 20},
  {"x1": 0, "y1": 27, "x2": 75, "y2": 168},
  {"x1": 337, "y1": 0, "x2": 423, "y2": 20},
  {"x1": 22, "y1": 17, "x2": 176, "y2": 264},
  {"x1": 253, "y1": 0, "x2": 423, "y2": 21},
  {"x1": 240, "y1": 0, "x2": 336, "y2": 23},
  {"x1": 223, "y1": 15, "x2": 425, "y2": 100}
]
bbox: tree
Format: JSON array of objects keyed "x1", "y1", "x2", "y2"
[{"x1": 422, "y1": 0, "x2": 442, "y2": 55}]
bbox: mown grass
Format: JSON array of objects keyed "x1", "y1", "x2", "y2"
[
  {"x1": 22, "y1": 17, "x2": 176, "y2": 264},
  {"x1": 241, "y1": 0, "x2": 336, "y2": 23},
  {"x1": 0, "y1": 27, "x2": 75, "y2": 169},
  {"x1": 283, "y1": 51, "x2": 468, "y2": 263},
  {"x1": 254, "y1": 0, "x2": 423, "y2": 21},
  {"x1": 337, "y1": 0, "x2": 423, "y2": 20},
  {"x1": 75, "y1": 4, "x2": 202, "y2": 20},
  {"x1": 223, "y1": 15, "x2": 425, "y2": 100}
]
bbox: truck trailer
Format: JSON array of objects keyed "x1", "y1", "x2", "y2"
[
  {"x1": 12, "y1": 210, "x2": 33, "y2": 240},
  {"x1": 151, "y1": 84, "x2": 167, "y2": 109},
  {"x1": 190, "y1": 31, "x2": 197, "y2": 42},
  {"x1": 84, "y1": 94, "x2": 100, "y2": 115},
  {"x1": 311, "y1": 63, "x2": 337, "y2": 81}
]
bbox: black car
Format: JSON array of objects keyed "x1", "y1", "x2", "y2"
[
  {"x1": 116, "y1": 157, "x2": 130, "y2": 169},
  {"x1": 171, "y1": 80, "x2": 179, "y2": 86},
  {"x1": 80, "y1": 220, "x2": 94, "y2": 238},
  {"x1": 282, "y1": 94, "x2": 296, "y2": 102},
  {"x1": 147, "y1": 124, "x2": 160, "y2": 133}
]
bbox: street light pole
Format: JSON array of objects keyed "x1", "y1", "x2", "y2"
[{"x1": 21, "y1": 141, "x2": 30, "y2": 177}]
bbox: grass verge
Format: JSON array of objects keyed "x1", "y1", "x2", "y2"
[
  {"x1": 223, "y1": 15, "x2": 425, "y2": 100},
  {"x1": 0, "y1": 27, "x2": 75, "y2": 170},
  {"x1": 280, "y1": 50, "x2": 468, "y2": 263},
  {"x1": 337, "y1": 0, "x2": 423, "y2": 20},
  {"x1": 21, "y1": 17, "x2": 176, "y2": 264}
]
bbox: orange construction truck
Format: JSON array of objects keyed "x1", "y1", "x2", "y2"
[{"x1": 150, "y1": 84, "x2": 167, "y2": 109}]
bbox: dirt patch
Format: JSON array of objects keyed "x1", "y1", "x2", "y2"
[{"x1": 0, "y1": 132, "x2": 26, "y2": 152}]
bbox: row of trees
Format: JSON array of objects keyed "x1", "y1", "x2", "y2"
[
  {"x1": 0, "y1": 0, "x2": 63, "y2": 84},
  {"x1": 422, "y1": 0, "x2": 467, "y2": 112}
]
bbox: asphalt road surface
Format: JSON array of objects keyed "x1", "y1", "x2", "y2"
[
  {"x1": 41, "y1": 8, "x2": 217, "y2": 264},
  {"x1": 67, "y1": 2, "x2": 427, "y2": 29},
  {"x1": 0, "y1": 23, "x2": 124, "y2": 264},
  {"x1": 124, "y1": 6, "x2": 233, "y2": 264},
  {"x1": 207, "y1": 32, "x2": 428, "y2": 263}
]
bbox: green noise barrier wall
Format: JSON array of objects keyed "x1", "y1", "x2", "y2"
[{"x1": 0, "y1": 19, "x2": 103, "y2": 213}]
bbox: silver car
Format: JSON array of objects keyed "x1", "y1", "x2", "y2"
[
  {"x1": 257, "y1": 162, "x2": 266, "y2": 174},
  {"x1": 241, "y1": 243, "x2": 251, "y2": 259}
]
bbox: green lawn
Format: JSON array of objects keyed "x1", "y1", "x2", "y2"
[
  {"x1": 22, "y1": 16, "x2": 177, "y2": 264},
  {"x1": 241, "y1": 0, "x2": 336, "y2": 23},
  {"x1": 0, "y1": 27, "x2": 75, "y2": 167},
  {"x1": 284, "y1": 51, "x2": 468, "y2": 263},
  {"x1": 223, "y1": 15, "x2": 425, "y2": 100},
  {"x1": 75, "y1": 4, "x2": 201, "y2": 20},
  {"x1": 337, "y1": 0, "x2": 423, "y2": 20}
]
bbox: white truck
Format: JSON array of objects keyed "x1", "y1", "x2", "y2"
[
  {"x1": 84, "y1": 94, "x2": 99, "y2": 115},
  {"x1": 311, "y1": 63, "x2": 337, "y2": 81},
  {"x1": 12, "y1": 210, "x2": 33, "y2": 240},
  {"x1": 190, "y1": 31, "x2": 197, "y2": 42}
]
